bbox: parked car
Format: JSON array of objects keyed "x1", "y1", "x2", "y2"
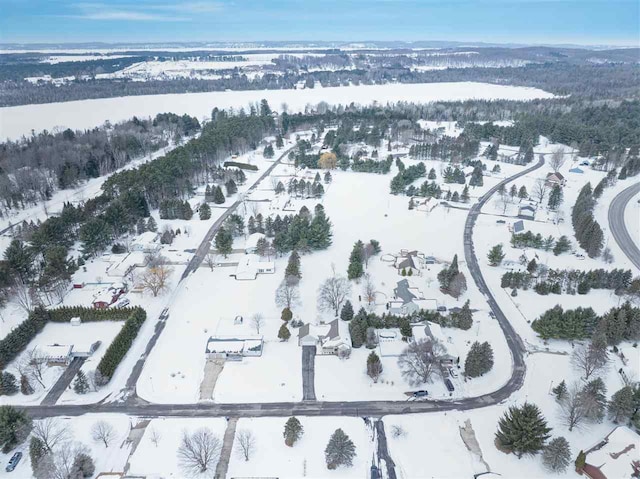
[
  {"x1": 449, "y1": 368, "x2": 458, "y2": 378},
  {"x1": 116, "y1": 298, "x2": 130, "y2": 308},
  {"x1": 412, "y1": 390, "x2": 429, "y2": 398},
  {"x1": 444, "y1": 379, "x2": 455, "y2": 392},
  {"x1": 437, "y1": 306, "x2": 447, "y2": 312},
  {"x1": 496, "y1": 219, "x2": 506, "y2": 224},
  {"x1": 5, "y1": 452, "x2": 22, "y2": 472},
  {"x1": 574, "y1": 253, "x2": 585, "y2": 260}
]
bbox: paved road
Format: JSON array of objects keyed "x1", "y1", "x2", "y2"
[
  {"x1": 181, "y1": 145, "x2": 296, "y2": 281},
  {"x1": 21, "y1": 157, "x2": 545, "y2": 419},
  {"x1": 301, "y1": 345, "x2": 317, "y2": 401},
  {"x1": 608, "y1": 182, "x2": 640, "y2": 271},
  {"x1": 375, "y1": 419, "x2": 397, "y2": 479},
  {"x1": 214, "y1": 417, "x2": 238, "y2": 479},
  {"x1": 40, "y1": 357, "x2": 86, "y2": 406}
]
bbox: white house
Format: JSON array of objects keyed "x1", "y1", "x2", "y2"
[
  {"x1": 130, "y1": 231, "x2": 160, "y2": 253},
  {"x1": 37, "y1": 344, "x2": 73, "y2": 365},
  {"x1": 394, "y1": 250, "x2": 425, "y2": 276},
  {"x1": 205, "y1": 336, "x2": 264, "y2": 361},
  {"x1": 232, "y1": 254, "x2": 275, "y2": 280},
  {"x1": 424, "y1": 322, "x2": 459, "y2": 367},
  {"x1": 297, "y1": 319, "x2": 351, "y2": 355},
  {"x1": 517, "y1": 204, "x2": 536, "y2": 220}
]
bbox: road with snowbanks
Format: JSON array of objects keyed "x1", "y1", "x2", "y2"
[{"x1": 609, "y1": 182, "x2": 640, "y2": 271}]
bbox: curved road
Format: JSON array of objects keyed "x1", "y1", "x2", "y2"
[
  {"x1": 608, "y1": 182, "x2": 640, "y2": 271},
  {"x1": 23, "y1": 157, "x2": 546, "y2": 419}
]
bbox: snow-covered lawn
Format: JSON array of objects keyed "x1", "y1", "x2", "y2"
[
  {"x1": 0, "y1": 82, "x2": 554, "y2": 141},
  {"x1": 228, "y1": 417, "x2": 374, "y2": 479}
]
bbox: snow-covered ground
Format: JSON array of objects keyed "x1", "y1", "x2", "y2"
[{"x1": 0, "y1": 82, "x2": 554, "y2": 141}]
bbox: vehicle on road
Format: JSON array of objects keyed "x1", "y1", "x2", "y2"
[
  {"x1": 412, "y1": 390, "x2": 429, "y2": 398},
  {"x1": 5, "y1": 452, "x2": 22, "y2": 472}
]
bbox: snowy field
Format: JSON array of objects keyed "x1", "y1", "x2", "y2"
[{"x1": 0, "y1": 82, "x2": 554, "y2": 141}]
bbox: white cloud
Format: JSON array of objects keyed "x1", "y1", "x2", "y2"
[{"x1": 69, "y1": 2, "x2": 192, "y2": 21}]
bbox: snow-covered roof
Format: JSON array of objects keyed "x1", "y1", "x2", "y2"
[
  {"x1": 38, "y1": 344, "x2": 72, "y2": 360},
  {"x1": 234, "y1": 254, "x2": 275, "y2": 280},
  {"x1": 584, "y1": 426, "x2": 639, "y2": 479},
  {"x1": 394, "y1": 279, "x2": 424, "y2": 304},
  {"x1": 413, "y1": 299, "x2": 437, "y2": 311},
  {"x1": 513, "y1": 220, "x2": 525, "y2": 233},
  {"x1": 133, "y1": 231, "x2": 159, "y2": 244}
]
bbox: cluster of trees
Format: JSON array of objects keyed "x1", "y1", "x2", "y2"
[
  {"x1": 406, "y1": 180, "x2": 443, "y2": 200},
  {"x1": 287, "y1": 176, "x2": 325, "y2": 198},
  {"x1": 346, "y1": 239, "x2": 381, "y2": 280},
  {"x1": 350, "y1": 155, "x2": 393, "y2": 174},
  {"x1": 159, "y1": 199, "x2": 194, "y2": 220},
  {"x1": 409, "y1": 134, "x2": 479, "y2": 163},
  {"x1": 0, "y1": 113, "x2": 199, "y2": 215},
  {"x1": 465, "y1": 341, "x2": 494, "y2": 378},
  {"x1": 437, "y1": 254, "x2": 467, "y2": 299},
  {"x1": 511, "y1": 231, "x2": 557, "y2": 250},
  {"x1": 204, "y1": 184, "x2": 227, "y2": 204},
  {"x1": 531, "y1": 302, "x2": 640, "y2": 343},
  {"x1": 442, "y1": 166, "x2": 467, "y2": 184},
  {"x1": 390, "y1": 161, "x2": 426, "y2": 194},
  {"x1": 347, "y1": 307, "x2": 412, "y2": 348},
  {"x1": 521, "y1": 268, "x2": 634, "y2": 295},
  {"x1": 572, "y1": 183, "x2": 604, "y2": 258}
]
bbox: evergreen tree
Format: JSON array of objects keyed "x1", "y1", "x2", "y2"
[
  {"x1": 199, "y1": 203, "x2": 211, "y2": 220},
  {"x1": 278, "y1": 323, "x2": 291, "y2": 342},
  {"x1": 146, "y1": 217, "x2": 157, "y2": 232},
  {"x1": 451, "y1": 191, "x2": 460, "y2": 202},
  {"x1": 461, "y1": 185, "x2": 470, "y2": 202},
  {"x1": 285, "y1": 250, "x2": 301, "y2": 279},
  {"x1": 215, "y1": 227, "x2": 233, "y2": 257},
  {"x1": 213, "y1": 186, "x2": 226, "y2": 204},
  {"x1": 495, "y1": 402, "x2": 551, "y2": 458},
  {"x1": 264, "y1": 144, "x2": 275, "y2": 158},
  {"x1": 0, "y1": 372, "x2": 18, "y2": 396},
  {"x1": 608, "y1": 386, "x2": 634, "y2": 423},
  {"x1": 487, "y1": 244, "x2": 505, "y2": 266},
  {"x1": 340, "y1": 301, "x2": 354, "y2": 321},
  {"x1": 324, "y1": 171, "x2": 332, "y2": 183},
  {"x1": 553, "y1": 236, "x2": 571, "y2": 256},
  {"x1": 548, "y1": 185, "x2": 564, "y2": 210},
  {"x1": 281, "y1": 307, "x2": 293, "y2": 322},
  {"x1": 136, "y1": 217, "x2": 147, "y2": 235},
  {"x1": 465, "y1": 341, "x2": 494, "y2": 377},
  {"x1": 3, "y1": 239, "x2": 33, "y2": 282},
  {"x1": 308, "y1": 204, "x2": 332, "y2": 249},
  {"x1": 469, "y1": 167, "x2": 483, "y2": 187},
  {"x1": 428, "y1": 168, "x2": 437, "y2": 179},
  {"x1": 366, "y1": 351, "x2": 383, "y2": 382},
  {"x1": 510, "y1": 184, "x2": 518, "y2": 198},
  {"x1": 0, "y1": 406, "x2": 32, "y2": 452},
  {"x1": 575, "y1": 450, "x2": 586, "y2": 472},
  {"x1": 518, "y1": 186, "x2": 528, "y2": 200},
  {"x1": 71, "y1": 453, "x2": 95, "y2": 478},
  {"x1": 276, "y1": 135, "x2": 284, "y2": 148},
  {"x1": 29, "y1": 437, "x2": 46, "y2": 475},
  {"x1": 325, "y1": 428, "x2": 356, "y2": 469},
  {"x1": 580, "y1": 378, "x2": 607, "y2": 422},
  {"x1": 283, "y1": 417, "x2": 304, "y2": 447},
  {"x1": 73, "y1": 370, "x2": 89, "y2": 394},
  {"x1": 542, "y1": 437, "x2": 571, "y2": 473},
  {"x1": 347, "y1": 240, "x2": 365, "y2": 280},
  {"x1": 225, "y1": 179, "x2": 237, "y2": 195},
  {"x1": 456, "y1": 300, "x2": 474, "y2": 330},
  {"x1": 552, "y1": 380, "x2": 567, "y2": 402}
]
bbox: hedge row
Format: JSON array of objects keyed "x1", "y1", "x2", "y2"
[
  {"x1": 223, "y1": 161, "x2": 259, "y2": 171},
  {"x1": 49, "y1": 306, "x2": 137, "y2": 323},
  {"x1": 96, "y1": 308, "x2": 147, "y2": 382},
  {"x1": 0, "y1": 307, "x2": 50, "y2": 370}
]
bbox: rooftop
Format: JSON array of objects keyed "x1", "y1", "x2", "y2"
[{"x1": 585, "y1": 426, "x2": 639, "y2": 479}]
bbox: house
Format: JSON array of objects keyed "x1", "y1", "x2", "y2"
[
  {"x1": 511, "y1": 220, "x2": 525, "y2": 233},
  {"x1": 424, "y1": 322, "x2": 459, "y2": 367},
  {"x1": 581, "y1": 426, "x2": 639, "y2": 479},
  {"x1": 394, "y1": 250, "x2": 425, "y2": 276},
  {"x1": 205, "y1": 336, "x2": 263, "y2": 361},
  {"x1": 92, "y1": 286, "x2": 125, "y2": 309},
  {"x1": 569, "y1": 167, "x2": 584, "y2": 174},
  {"x1": 297, "y1": 319, "x2": 351, "y2": 355},
  {"x1": 517, "y1": 205, "x2": 536, "y2": 220},
  {"x1": 232, "y1": 254, "x2": 275, "y2": 280},
  {"x1": 545, "y1": 172, "x2": 566, "y2": 186},
  {"x1": 389, "y1": 279, "x2": 437, "y2": 315},
  {"x1": 414, "y1": 197, "x2": 437, "y2": 213},
  {"x1": 130, "y1": 231, "x2": 160, "y2": 253},
  {"x1": 38, "y1": 344, "x2": 73, "y2": 365},
  {"x1": 244, "y1": 232, "x2": 266, "y2": 254}
]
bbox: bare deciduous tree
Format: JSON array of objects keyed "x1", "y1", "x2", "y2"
[
  {"x1": 11, "y1": 278, "x2": 37, "y2": 314},
  {"x1": 275, "y1": 279, "x2": 300, "y2": 310},
  {"x1": 204, "y1": 252, "x2": 217, "y2": 271},
  {"x1": 141, "y1": 265, "x2": 172, "y2": 297},
  {"x1": 33, "y1": 418, "x2": 71, "y2": 452},
  {"x1": 559, "y1": 384, "x2": 587, "y2": 432},
  {"x1": 317, "y1": 268, "x2": 352, "y2": 317},
  {"x1": 177, "y1": 428, "x2": 221, "y2": 475},
  {"x1": 149, "y1": 427, "x2": 161, "y2": 447},
  {"x1": 549, "y1": 148, "x2": 566, "y2": 172},
  {"x1": 397, "y1": 338, "x2": 446, "y2": 385},
  {"x1": 251, "y1": 313, "x2": 265, "y2": 335},
  {"x1": 362, "y1": 273, "x2": 376, "y2": 306},
  {"x1": 363, "y1": 243, "x2": 376, "y2": 268},
  {"x1": 236, "y1": 429, "x2": 256, "y2": 461},
  {"x1": 26, "y1": 348, "x2": 47, "y2": 388},
  {"x1": 91, "y1": 420, "x2": 115, "y2": 448},
  {"x1": 35, "y1": 442, "x2": 91, "y2": 479},
  {"x1": 571, "y1": 340, "x2": 609, "y2": 380},
  {"x1": 532, "y1": 179, "x2": 548, "y2": 204}
]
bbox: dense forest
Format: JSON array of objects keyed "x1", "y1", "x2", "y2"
[{"x1": 0, "y1": 113, "x2": 200, "y2": 215}]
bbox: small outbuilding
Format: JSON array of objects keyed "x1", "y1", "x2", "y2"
[
  {"x1": 545, "y1": 172, "x2": 566, "y2": 186},
  {"x1": 517, "y1": 205, "x2": 536, "y2": 220}
]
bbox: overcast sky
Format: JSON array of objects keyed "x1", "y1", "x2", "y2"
[{"x1": 1, "y1": 0, "x2": 638, "y2": 46}]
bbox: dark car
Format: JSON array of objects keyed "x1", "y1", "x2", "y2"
[
  {"x1": 6, "y1": 452, "x2": 22, "y2": 472},
  {"x1": 413, "y1": 390, "x2": 429, "y2": 398},
  {"x1": 444, "y1": 379, "x2": 455, "y2": 392},
  {"x1": 437, "y1": 306, "x2": 447, "y2": 312},
  {"x1": 488, "y1": 311, "x2": 496, "y2": 319}
]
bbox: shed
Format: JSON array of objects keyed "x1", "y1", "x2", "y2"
[
  {"x1": 70, "y1": 317, "x2": 81, "y2": 326},
  {"x1": 512, "y1": 220, "x2": 525, "y2": 233},
  {"x1": 517, "y1": 205, "x2": 536, "y2": 220},
  {"x1": 569, "y1": 167, "x2": 584, "y2": 174}
]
